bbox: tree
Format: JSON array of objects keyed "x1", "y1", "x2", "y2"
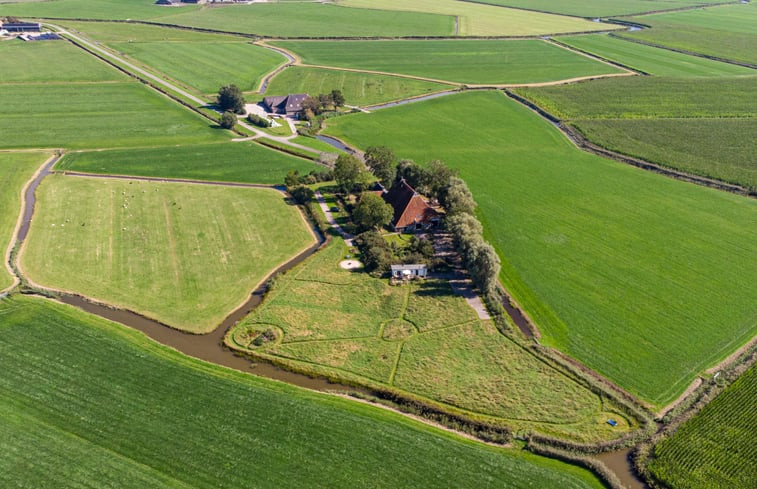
[
  {"x1": 334, "y1": 153, "x2": 363, "y2": 193},
  {"x1": 331, "y1": 89, "x2": 345, "y2": 107},
  {"x1": 355, "y1": 231, "x2": 393, "y2": 275},
  {"x1": 217, "y1": 84, "x2": 245, "y2": 114},
  {"x1": 353, "y1": 192, "x2": 394, "y2": 231},
  {"x1": 290, "y1": 185, "x2": 315, "y2": 205},
  {"x1": 219, "y1": 111, "x2": 236, "y2": 129},
  {"x1": 284, "y1": 170, "x2": 301, "y2": 189},
  {"x1": 302, "y1": 96, "x2": 321, "y2": 117},
  {"x1": 440, "y1": 177, "x2": 477, "y2": 216},
  {"x1": 364, "y1": 146, "x2": 397, "y2": 188},
  {"x1": 469, "y1": 241, "x2": 501, "y2": 295},
  {"x1": 425, "y1": 160, "x2": 457, "y2": 199}
]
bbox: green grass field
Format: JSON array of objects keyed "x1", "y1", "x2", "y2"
[
  {"x1": 265, "y1": 66, "x2": 451, "y2": 107},
  {"x1": 620, "y1": 3, "x2": 757, "y2": 65},
  {"x1": 0, "y1": 0, "x2": 199, "y2": 20},
  {"x1": 19, "y1": 174, "x2": 315, "y2": 332},
  {"x1": 324, "y1": 91, "x2": 757, "y2": 406},
  {"x1": 0, "y1": 152, "x2": 49, "y2": 291},
  {"x1": 274, "y1": 40, "x2": 625, "y2": 85},
  {"x1": 648, "y1": 366, "x2": 757, "y2": 488},
  {"x1": 111, "y1": 41, "x2": 285, "y2": 94},
  {"x1": 59, "y1": 20, "x2": 244, "y2": 43},
  {"x1": 557, "y1": 34, "x2": 755, "y2": 76},
  {"x1": 338, "y1": 0, "x2": 610, "y2": 36},
  {"x1": 1, "y1": 82, "x2": 228, "y2": 150},
  {"x1": 468, "y1": 0, "x2": 731, "y2": 17},
  {"x1": 0, "y1": 40, "x2": 126, "y2": 83},
  {"x1": 156, "y1": 3, "x2": 455, "y2": 38},
  {"x1": 230, "y1": 239, "x2": 631, "y2": 442},
  {"x1": 58, "y1": 142, "x2": 322, "y2": 184},
  {"x1": 0, "y1": 295, "x2": 606, "y2": 488}
]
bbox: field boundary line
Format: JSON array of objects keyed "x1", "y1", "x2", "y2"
[
  {"x1": 656, "y1": 377, "x2": 703, "y2": 418},
  {"x1": 547, "y1": 38, "x2": 648, "y2": 75},
  {"x1": 612, "y1": 0, "x2": 742, "y2": 18},
  {"x1": 705, "y1": 334, "x2": 757, "y2": 375}
]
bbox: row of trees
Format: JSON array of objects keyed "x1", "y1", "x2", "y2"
[{"x1": 302, "y1": 90, "x2": 346, "y2": 121}]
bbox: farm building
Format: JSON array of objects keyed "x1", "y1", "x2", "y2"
[
  {"x1": 391, "y1": 264, "x2": 428, "y2": 280},
  {"x1": 1, "y1": 22, "x2": 41, "y2": 33},
  {"x1": 382, "y1": 179, "x2": 440, "y2": 233},
  {"x1": 262, "y1": 94, "x2": 309, "y2": 119}
]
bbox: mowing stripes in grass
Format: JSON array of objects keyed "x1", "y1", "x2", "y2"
[
  {"x1": 0, "y1": 295, "x2": 606, "y2": 488},
  {"x1": 467, "y1": 0, "x2": 732, "y2": 17},
  {"x1": 19, "y1": 174, "x2": 315, "y2": 332},
  {"x1": 0, "y1": 0, "x2": 199, "y2": 20},
  {"x1": 274, "y1": 40, "x2": 625, "y2": 85},
  {"x1": 324, "y1": 90, "x2": 757, "y2": 406}
]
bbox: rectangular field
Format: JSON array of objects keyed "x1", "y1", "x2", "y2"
[
  {"x1": 57, "y1": 142, "x2": 322, "y2": 184},
  {"x1": 19, "y1": 174, "x2": 316, "y2": 332},
  {"x1": 0, "y1": 82, "x2": 227, "y2": 149},
  {"x1": 467, "y1": 0, "x2": 732, "y2": 17},
  {"x1": 0, "y1": 0, "x2": 199, "y2": 20},
  {"x1": 338, "y1": 0, "x2": 612, "y2": 36},
  {"x1": 324, "y1": 90, "x2": 757, "y2": 406},
  {"x1": 0, "y1": 152, "x2": 49, "y2": 291},
  {"x1": 273, "y1": 40, "x2": 626, "y2": 85},
  {"x1": 0, "y1": 295, "x2": 606, "y2": 489},
  {"x1": 648, "y1": 366, "x2": 757, "y2": 488},
  {"x1": 265, "y1": 66, "x2": 451, "y2": 107},
  {"x1": 557, "y1": 34, "x2": 754, "y2": 77},
  {"x1": 59, "y1": 20, "x2": 245, "y2": 43},
  {"x1": 155, "y1": 3, "x2": 455, "y2": 38}
]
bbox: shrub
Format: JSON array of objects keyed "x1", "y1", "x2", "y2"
[{"x1": 246, "y1": 113, "x2": 271, "y2": 128}]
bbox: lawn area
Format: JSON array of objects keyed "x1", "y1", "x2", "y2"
[
  {"x1": 19, "y1": 174, "x2": 316, "y2": 332},
  {"x1": 230, "y1": 240, "x2": 632, "y2": 442},
  {"x1": 557, "y1": 34, "x2": 755, "y2": 76},
  {"x1": 323, "y1": 90, "x2": 757, "y2": 407},
  {"x1": 0, "y1": 152, "x2": 49, "y2": 291},
  {"x1": 0, "y1": 295, "x2": 606, "y2": 489},
  {"x1": 620, "y1": 3, "x2": 757, "y2": 65},
  {"x1": 156, "y1": 3, "x2": 455, "y2": 38},
  {"x1": 265, "y1": 66, "x2": 451, "y2": 107},
  {"x1": 0, "y1": 82, "x2": 228, "y2": 150},
  {"x1": 274, "y1": 40, "x2": 625, "y2": 85},
  {"x1": 515, "y1": 76, "x2": 757, "y2": 189},
  {"x1": 57, "y1": 142, "x2": 322, "y2": 184},
  {"x1": 0, "y1": 40, "x2": 126, "y2": 83},
  {"x1": 648, "y1": 366, "x2": 757, "y2": 488},
  {"x1": 468, "y1": 0, "x2": 731, "y2": 17},
  {"x1": 0, "y1": 0, "x2": 199, "y2": 20},
  {"x1": 111, "y1": 41, "x2": 286, "y2": 94},
  {"x1": 338, "y1": 0, "x2": 611, "y2": 36}
]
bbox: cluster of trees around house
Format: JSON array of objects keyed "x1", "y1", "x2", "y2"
[
  {"x1": 302, "y1": 90, "x2": 346, "y2": 121},
  {"x1": 284, "y1": 168, "x2": 334, "y2": 204},
  {"x1": 355, "y1": 231, "x2": 435, "y2": 276}
]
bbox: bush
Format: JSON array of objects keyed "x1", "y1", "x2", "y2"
[
  {"x1": 217, "y1": 84, "x2": 245, "y2": 114},
  {"x1": 246, "y1": 113, "x2": 271, "y2": 128},
  {"x1": 290, "y1": 185, "x2": 315, "y2": 205},
  {"x1": 219, "y1": 111, "x2": 236, "y2": 129},
  {"x1": 355, "y1": 231, "x2": 393, "y2": 275}
]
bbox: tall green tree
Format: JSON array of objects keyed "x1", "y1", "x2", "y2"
[
  {"x1": 217, "y1": 84, "x2": 245, "y2": 114},
  {"x1": 334, "y1": 153, "x2": 363, "y2": 193},
  {"x1": 365, "y1": 146, "x2": 397, "y2": 188},
  {"x1": 353, "y1": 192, "x2": 394, "y2": 231},
  {"x1": 441, "y1": 177, "x2": 477, "y2": 216},
  {"x1": 219, "y1": 111, "x2": 236, "y2": 129}
]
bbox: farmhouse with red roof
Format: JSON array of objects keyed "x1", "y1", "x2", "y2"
[{"x1": 381, "y1": 179, "x2": 440, "y2": 233}]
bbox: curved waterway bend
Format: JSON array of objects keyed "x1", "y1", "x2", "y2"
[{"x1": 15, "y1": 163, "x2": 354, "y2": 393}]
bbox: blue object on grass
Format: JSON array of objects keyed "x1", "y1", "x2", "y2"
[{"x1": 607, "y1": 419, "x2": 618, "y2": 427}]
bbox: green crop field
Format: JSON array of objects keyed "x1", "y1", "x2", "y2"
[
  {"x1": 230, "y1": 239, "x2": 632, "y2": 442},
  {"x1": 19, "y1": 174, "x2": 315, "y2": 332},
  {"x1": 468, "y1": 0, "x2": 731, "y2": 17},
  {"x1": 0, "y1": 40, "x2": 126, "y2": 83},
  {"x1": 620, "y1": 3, "x2": 757, "y2": 65},
  {"x1": 557, "y1": 34, "x2": 755, "y2": 76},
  {"x1": 0, "y1": 0, "x2": 199, "y2": 20},
  {"x1": 58, "y1": 142, "x2": 322, "y2": 184},
  {"x1": 0, "y1": 83, "x2": 227, "y2": 150},
  {"x1": 648, "y1": 366, "x2": 757, "y2": 488},
  {"x1": 156, "y1": 3, "x2": 454, "y2": 38},
  {"x1": 324, "y1": 91, "x2": 757, "y2": 406},
  {"x1": 0, "y1": 152, "x2": 48, "y2": 291},
  {"x1": 274, "y1": 40, "x2": 625, "y2": 85},
  {"x1": 59, "y1": 20, "x2": 244, "y2": 43},
  {"x1": 265, "y1": 66, "x2": 450, "y2": 107},
  {"x1": 111, "y1": 41, "x2": 285, "y2": 94},
  {"x1": 515, "y1": 76, "x2": 757, "y2": 189},
  {"x1": 338, "y1": 0, "x2": 611, "y2": 36},
  {"x1": 0, "y1": 295, "x2": 606, "y2": 489}
]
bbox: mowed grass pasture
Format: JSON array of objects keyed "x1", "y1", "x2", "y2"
[
  {"x1": 274, "y1": 40, "x2": 626, "y2": 85},
  {"x1": 19, "y1": 175, "x2": 316, "y2": 332},
  {"x1": 0, "y1": 0, "x2": 199, "y2": 20},
  {"x1": 557, "y1": 34, "x2": 755, "y2": 76},
  {"x1": 515, "y1": 76, "x2": 757, "y2": 189},
  {"x1": 58, "y1": 142, "x2": 322, "y2": 185},
  {"x1": 621, "y1": 3, "x2": 757, "y2": 65},
  {"x1": 265, "y1": 66, "x2": 451, "y2": 107},
  {"x1": 0, "y1": 295, "x2": 607, "y2": 489},
  {"x1": 469, "y1": 0, "x2": 732, "y2": 17},
  {"x1": 648, "y1": 366, "x2": 757, "y2": 488},
  {"x1": 324, "y1": 91, "x2": 757, "y2": 406},
  {"x1": 0, "y1": 152, "x2": 49, "y2": 291},
  {"x1": 338, "y1": 0, "x2": 612, "y2": 36},
  {"x1": 230, "y1": 240, "x2": 632, "y2": 442}
]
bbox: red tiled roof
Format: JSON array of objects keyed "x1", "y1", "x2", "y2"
[{"x1": 382, "y1": 179, "x2": 438, "y2": 229}]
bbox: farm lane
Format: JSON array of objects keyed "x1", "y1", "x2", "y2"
[{"x1": 315, "y1": 190, "x2": 354, "y2": 246}]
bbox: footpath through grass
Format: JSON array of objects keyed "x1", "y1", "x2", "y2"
[
  {"x1": 230, "y1": 240, "x2": 631, "y2": 442},
  {"x1": 648, "y1": 366, "x2": 757, "y2": 488},
  {"x1": 0, "y1": 152, "x2": 49, "y2": 291},
  {"x1": 58, "y1": 142, "x2": 322, "y2": 185},
  {"x1": 275, "y1": 39, "x2": 625, "y2": 85},
  {"x1": 19, "y1": 174, "x2": 315, "y2": 332},
  {"x1": 0, "y1": 295, "x2": 606, "y2": 489},
  {"x1": 324, "y1": 90, "x2": 757, "y2": 406}
]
